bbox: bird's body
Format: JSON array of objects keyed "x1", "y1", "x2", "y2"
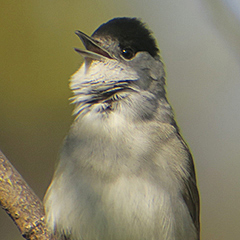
[{"x1": 44, "y1": 18, "x2": 200, "y2": 240}]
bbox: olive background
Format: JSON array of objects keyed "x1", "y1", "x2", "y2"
[{"x1": 1, "y1": 1, "x2": 240, "y2": 239}]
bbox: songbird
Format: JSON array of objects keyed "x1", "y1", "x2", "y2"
[{"x1": 44, "y1": 17, "x2": 200, "y2": 240}]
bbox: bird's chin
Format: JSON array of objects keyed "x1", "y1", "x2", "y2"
[{"x1": 70, "y1": 59, "x2": 139, "y2": 90}]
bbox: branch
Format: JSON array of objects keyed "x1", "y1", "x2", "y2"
[{"x1": 0, "y1": 150, "x2": 54, "y2": 240}]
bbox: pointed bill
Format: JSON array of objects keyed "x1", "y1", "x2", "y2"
[{"x1": 74, "y1": 30, "x2": 113, "y2": 60}]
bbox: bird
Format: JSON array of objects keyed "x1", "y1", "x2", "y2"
[{"x1": 44, "y1": 17, "x2": 200, "y2": 240}]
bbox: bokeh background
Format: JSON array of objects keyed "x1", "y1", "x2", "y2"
[{"x1": 1, "y1": 1, "x2": 240, "y2": 239}]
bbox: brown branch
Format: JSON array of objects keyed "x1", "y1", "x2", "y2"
[{"x1": 0, "y1": 150, "x2": 54, "y2": 240}]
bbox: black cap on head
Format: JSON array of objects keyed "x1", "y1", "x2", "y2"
[{"x1": 92, "y1": 18, "x2": 159, "y2": 58}]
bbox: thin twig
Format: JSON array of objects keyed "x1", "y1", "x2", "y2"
[{"x1": 0, "y1": 150, "x2": 53, "y2": 240}]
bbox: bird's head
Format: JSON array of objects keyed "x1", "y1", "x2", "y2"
[{"x1": 70, "y1": 18, "x2": 166, "y2": 119}]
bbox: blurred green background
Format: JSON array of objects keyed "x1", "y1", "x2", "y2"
[{"x1": 1, "y1": 1, "x2": 240, "y2": 239}]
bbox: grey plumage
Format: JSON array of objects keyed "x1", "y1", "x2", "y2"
[{"x1": 44, "y1": 17, "x2": 200, "y2": 240}]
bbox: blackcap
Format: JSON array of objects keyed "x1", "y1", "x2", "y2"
[{"x1": 44, "y1": 17, "x2": 200, "y2": 240}]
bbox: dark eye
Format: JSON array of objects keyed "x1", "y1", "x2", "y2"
[{"x1": 121, "y1": 47, "x2": 135, "y2": 59}]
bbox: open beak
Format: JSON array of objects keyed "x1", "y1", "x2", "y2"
[{"x1": 74, "y1": 30, "x2": 113, "y2": 60}]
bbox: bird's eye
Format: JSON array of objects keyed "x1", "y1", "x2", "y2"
[{"x1": 121, "y1": 48, "x2": 135, "y2": 59}]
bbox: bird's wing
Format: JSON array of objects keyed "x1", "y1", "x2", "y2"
[{"x1": 178, "y1": 135, "x2": 200, "y2": 238}]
